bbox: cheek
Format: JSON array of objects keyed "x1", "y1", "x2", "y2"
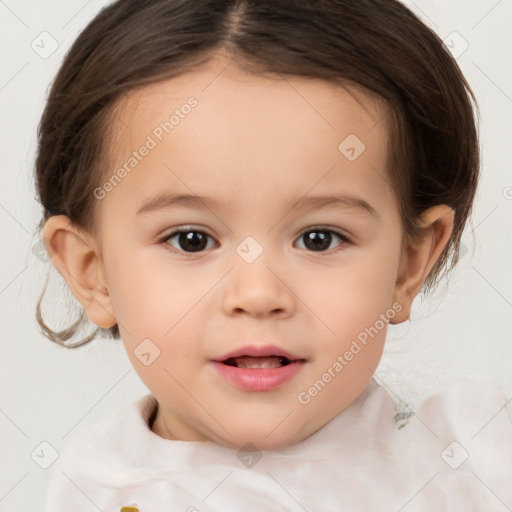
[
  {"x1": 302, "y1": 248, "x2": 400, "y2": 327},
  {"x1": 105, "y1": 251, "x2": 215, "y2": 369},
  {"x1": 104, "y1": 248, "x2": 190, "y2": 326}
]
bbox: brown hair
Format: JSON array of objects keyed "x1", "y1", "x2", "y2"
[{"x1": 35, "y1": 0, "x2": 480, "y2": 347}]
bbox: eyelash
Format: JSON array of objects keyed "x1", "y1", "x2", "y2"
[{"x1": 160, "y1": 226, "x2": 351, "y2": 255}]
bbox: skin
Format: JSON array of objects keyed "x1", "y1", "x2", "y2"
[{"x1": 43, "y1": 54, "x2": 454, "y2": 450}]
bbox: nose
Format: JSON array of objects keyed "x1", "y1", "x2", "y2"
[{"x1": 221, "y1": 256, "x2": 296, "y2": 319}]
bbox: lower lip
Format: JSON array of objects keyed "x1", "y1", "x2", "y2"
[{"x1": 211, "y1": 360, "x2": 305, "y2": 391}]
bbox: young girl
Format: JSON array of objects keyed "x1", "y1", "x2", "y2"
[{"x1": 36, "y1": 0, "x2": 512, "y2": 510}]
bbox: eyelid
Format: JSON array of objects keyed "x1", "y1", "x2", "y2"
[
  {"x1": 159, "y1": 224, "x2": 216, "y2": 243},
  {"x1": 161, "y1": 225, "x2": 215, "y2": 239},
  {"x1": 297, "y1": 225, "x2": 351, "y2": 240}
]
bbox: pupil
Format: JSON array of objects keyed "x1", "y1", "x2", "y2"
[
  {"x1": 305, "y1": 231, "x2": 331, "y2": 251},
  {"x1": 180, "y1": 232, "x2": 207, "y2": 252}
]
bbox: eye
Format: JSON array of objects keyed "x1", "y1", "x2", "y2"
[
  {"x1": 162, "y1": 227, "x2": 348, "y2": 254},
  {"x1": 164, "y1": 228, "x2": 217, "y2": 253},
  {"x1": 295, "y1": 228, "x2": 349, "y2": 252}
]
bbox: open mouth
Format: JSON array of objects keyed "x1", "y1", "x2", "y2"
[
  {"x1": 222, "y1": 355, "x2": 292, "y2": 369},
  {"x1": 212, "y1": 347, "x2": 305, "y2": 390}
]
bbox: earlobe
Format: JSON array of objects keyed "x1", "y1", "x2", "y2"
[
  {"x1": 42, "y1": 215, "x2": 117, "y2": 329},
  {"x1": 390, "y1": 205, "x2": 455, "y2": 324}
]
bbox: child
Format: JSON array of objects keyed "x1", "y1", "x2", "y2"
[{"x1": 36, "y1": 0, "x2": 512, "y2": 510}]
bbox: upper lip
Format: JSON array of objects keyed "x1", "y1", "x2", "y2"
[{"x1": 212, "y1": 345, "x2": 303, "y2": 362}]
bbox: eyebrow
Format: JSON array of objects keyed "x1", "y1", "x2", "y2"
[{"x1": 137, "y1": 192, "x2": 379, "y2": 219}]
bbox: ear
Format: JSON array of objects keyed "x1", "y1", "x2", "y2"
[
  {"x1": 42, "y1": 215, "x2": 117, "y2": 329},
  {"x1": 390, "y1": 205, "x2": 455, "y2": 324}
]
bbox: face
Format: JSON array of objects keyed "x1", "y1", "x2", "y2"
[{"x1": 95, "y1": 56, "x2": 405, "y2": 450}]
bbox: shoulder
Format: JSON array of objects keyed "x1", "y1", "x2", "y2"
[
  {"x1": 395, "y1": 375, "x2": 512, "y2": 507},
  {"x1": 334, "y1": 375, "x2": 512, "y2": 509},
  {"x1": 42, "y1": 393, "x2": 157, "y2": 511},
  {"x1": 414, "y1": 374, "x2": 512, "y2": 463},
  {"x1": 393, "y1": 374, "x2": 512, "y2": 447},
  {"x1": 412, "y1": 374, "x2": 511, "y2": 435}
]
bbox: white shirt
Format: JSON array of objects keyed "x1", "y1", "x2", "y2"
[{"x1": 43, "y1": 375, "x2": 512, "y2": 511}]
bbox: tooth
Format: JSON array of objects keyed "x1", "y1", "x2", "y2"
[
  {"x1": 236, "y1": 362, "x2": 282, "y2": 369},
  {"x1": 237, "y1": 361, "x2": 282, "y2": 369},
  {"x1": 233, "y1": 356, "x2": 284, "y2": 369}
]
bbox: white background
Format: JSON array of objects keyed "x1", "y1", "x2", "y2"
[{"x1": 1, "y1": 0, "x2": 511, "y2": 509}]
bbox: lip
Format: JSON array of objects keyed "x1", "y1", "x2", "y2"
[
  {"x1": 211, "y1": 344, "x2": 306, "y2": 392},
  {"x1": 213, "y1": 344, "x2": 302, "y2": 362}
]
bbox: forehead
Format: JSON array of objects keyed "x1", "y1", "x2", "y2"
[
  {"x1": 102, "y1": 59, "x2": 394, "y2": 218},
  {"x1": 115, "y1": 59, "x2": 387, "y2": 144}
]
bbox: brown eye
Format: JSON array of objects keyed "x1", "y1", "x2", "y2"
[
  {"x1": 295, "y1": 229, "x2": 347, "y2": 252},
  {"x1": 165, "y1": 229, "x2": 216, "y2": 253}
]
